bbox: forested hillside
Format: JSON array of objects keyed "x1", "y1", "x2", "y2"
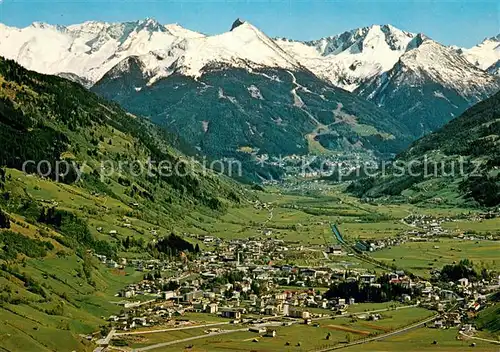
[
  {"x1": 92, "y1": 60, "x2": 413, "y2": 180},
  {"x1": 347, "y1": 91, "x2": 500, "y2": 207},
  {"x1": 0, "y1": 57, "x2": 243, "y2": 350}
]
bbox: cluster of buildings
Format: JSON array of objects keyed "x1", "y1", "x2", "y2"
[
  {"x1": 403, "y1": 212, "x2": 499, "y2": 239},
  {"x1": 98, "y1": 238, "x2": 412, "y2": 331},
  {"x1": 88, "y1": 222, "x2": 499, "y2": 338}
]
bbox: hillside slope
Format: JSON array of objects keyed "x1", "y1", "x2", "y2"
[
  {"x1": 0, "y1": 56, "x2": 240, "y2": 207},
  {"x1": 0, "y1": 57, "x2": 242, "y2": 350},
  {"x1": 356, "y1": 36, "x2": 500, "y2": 138},
  {"x1": 347, "y1": 90, "x2": 500, "y2": 207},
  {"x1": 475, "y1": 303, "x2": 500, "y2": 334}
]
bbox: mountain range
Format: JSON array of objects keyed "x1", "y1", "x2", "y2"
[
  {"x1": 1, "y1": 18, "x2": 499, "y2": 176},
  {"x1": 278, "y1": 26, "x2": 500, "y2": 137},
  {"x1": 0, "y1": 18, "x2": 498, "y2": 351}
]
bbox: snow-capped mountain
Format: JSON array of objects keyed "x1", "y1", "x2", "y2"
[
  {"x1": 89, "y1": 20, "x2": 413, "y2": 169},
  {"x1": 1, "y1": 17, "x2": 499, "y2": 165},
  {"x1": 488, "y1": 60, "x2": 500, "y2": 76},
  {"x1": 102, "y1": 19, "x2": 307, "y2": 87},
  {"x1": 0, "y1": 19, "x2": 190, "y2": 85},
  {"x1": 0, "y1": 18, "x2": 304, "y2": 86},
  {"x1": 1, "y1": 18, "x2": 498, "y2": 91},
  {"x1": 277, "y1": 25, "x2": 500, "y2": 136},
  {"x1": 356, "y1": 35, "x2": 500, "y2": 137},
  {"x1": 275, "y1": 24, "x2": 417, "y2": 91},
  {"x1": 460, "y1": 34, "x2": 500, "y2": 72}
]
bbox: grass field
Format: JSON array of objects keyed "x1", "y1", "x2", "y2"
[
  {"x1": 371, "y1": 238, "x2": 500, "y2": 278},
  {"x1": 120, "y1": 326, "x2": 242, "y2": 348},
  {"x1": 148, "y1": 325, "x2": 359, "y2": 352},
  {"x1": 130, "y1": 307, "x2": 434, "y2": 352},
  {"x1": 2, "y1": 170, "x2": 498, "y2": 351},
  {"x1": 442, "y1": 218, "x2": 500, "y2": 234},
  {"x1": 344, "y1": 327, "x2": 498, "y2": 352},
  {"x1": 347, "y1": 302, "x2": 404, "y2": 313}
]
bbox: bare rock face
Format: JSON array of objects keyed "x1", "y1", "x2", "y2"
[{"x1": 230, "y1": 18, "x2": 245, "y2": 31}]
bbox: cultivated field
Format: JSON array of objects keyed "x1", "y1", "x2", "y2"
[{"x1": 344, "y1": 327, "x2": 497, "y2": 352}]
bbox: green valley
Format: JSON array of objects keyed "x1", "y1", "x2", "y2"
[{"x1": 0, "y1": 27, "x2": 499, "y2": 352}]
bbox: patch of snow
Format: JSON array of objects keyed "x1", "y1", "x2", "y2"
[
  {"x1": 288, "y1": 71, "x2": 305, "y2": 108},
  {"x1": 246, "y1": 121, "x2": 255, "y2": 135},
  {"x1": 433, "y1": 90, "x2": 445, "y2": 99},
  {"x1": 202, "y1": 120, "x2": 209, "y2": 133},
  {"x1": 247, "y1": 85, "x2": 263, "y2": 99},
  {"x1": 218, "y1": 87, "x2": 225, "y2": 99}
]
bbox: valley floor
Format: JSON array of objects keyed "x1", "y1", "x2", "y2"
[{"x1": 1, "y1": 176, "x2": 499, "y2": 352}]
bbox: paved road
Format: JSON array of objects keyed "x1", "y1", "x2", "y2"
[
  {"x1": 96, "y1": 329, "x2": 116, "y2": 345},
  {"x1": 132, "y1": 328, "x2": 248, "y2": 352}
]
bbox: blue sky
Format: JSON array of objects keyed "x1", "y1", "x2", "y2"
[{"x1": 0, "y1": 0, "x2": 498, "y2": 47}]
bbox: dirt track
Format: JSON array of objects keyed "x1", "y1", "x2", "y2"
[{"x1": 326, "y1": 324, "x2": 371, "y2": 335}]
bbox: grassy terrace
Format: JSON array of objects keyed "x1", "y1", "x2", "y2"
[
  {"x1": 345, "y1": 327, "x2": 497, "y2": 352},
  {"x1": 371, "y1": 238, "x2": 500, "y2": 278},
  {"x1": 0, "y1": 261, "x2": 144, "y2": 352},
  {"x1": 119, "y1": 307, "x2": 434, "y2": 351}
]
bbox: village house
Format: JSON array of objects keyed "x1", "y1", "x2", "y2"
[{"x1": 220, "y1": 308, "x2": 241, "y2": 319}]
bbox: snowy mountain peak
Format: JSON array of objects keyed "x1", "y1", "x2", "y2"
[
  {"x1": 360, "y1": 36, "x2": 500, "y2": 105},
  {"x1": 30, "y1": 22, "x2": 67, "y2": 32},
  {"x1": 164, "y1": 23, "x2": 205, "y2": 38},
  {"x1": 302, "y1": 24, "x2": 417, "y2": 57},
  {"x1": 461, "y1": 33, "x2": 500, "y2": 71},
  {"x1": 67, "y1": 20, "x2": 110, "y2": 34},
  {"x1": 230, "y1": 18, "x2": 246, "y2": 31},
  {"x1": 66, "y1": 18, "x2": 171, "y2": 39},
  {"x1": 275, "y1": 24, "x2": 418, "y2": 90},
  {"x1": 0, "y1": 18, "x2": 306, "y2": 85},
  {"x1": 405, "y1": 33, "x2": 428, "y2": 51},
  {"x1": 360, "y1": 24, "x2": 415, "y2": 52},
  {"x1": 485, "y1": 34, "x2": 500, "y2": 43},
  {"x1": 140, "y1": 18, "x2": 304, "y2": 81},
  {"x1": 134, "y1": 17, "x2": 167, "y2": 33}
]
